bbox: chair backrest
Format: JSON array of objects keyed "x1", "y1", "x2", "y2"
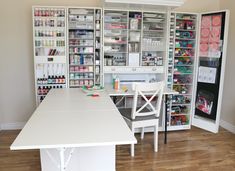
[{"x1": 131, "y1": 81, "x2": 164, "y2": 120}]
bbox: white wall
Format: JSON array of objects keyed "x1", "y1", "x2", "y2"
[
  {"x1": 219, "y1": 0, "x2": 235, "y2": 127},
  {"x1": 0, "y1": 1, "x2": 35, "y2": 128},
  {"x1": 175, "y1": 0, "x2": 220, "y2": 12},
  {"x1": 0, "y1": 0, "x2": 100, "y2": 129}
]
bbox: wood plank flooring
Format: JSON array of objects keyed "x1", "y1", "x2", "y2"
[{"x1": 0, "y1": 127, "x2": 234, "y2": 171}]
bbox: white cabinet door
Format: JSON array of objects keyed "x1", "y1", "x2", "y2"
[{"x1": 192, "y1": 10, "x2": 230, "y2": 133}]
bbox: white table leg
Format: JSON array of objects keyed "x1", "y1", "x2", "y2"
[
  {"x1": 40, "y1": 145, "x2": 116, "y2": 171},
  {"x1": 59, "y1": 148, "x2": 65, "y2": 171}
]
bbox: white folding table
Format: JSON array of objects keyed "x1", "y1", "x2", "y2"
[{"x1": 11, "y1": 88, "x2": 136, "y2": 171}]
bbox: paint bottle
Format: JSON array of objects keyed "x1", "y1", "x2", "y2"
[
  {"x1": 38, "y1": 86, "x2": 41, "y2": 95},
  {"x1": 62, "y1": 75, "x2": 66, "y2": 84},
  {"x1": 114, "y1": 77, "x2": 120, "y2": 90},
  {"x1": 112, "y1": 75, "x2": 116, "y2": 89}
]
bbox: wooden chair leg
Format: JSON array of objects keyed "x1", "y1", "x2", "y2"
[
  {"x1": 154, "y1": 123, "x2": 159, "y2": 152},
  {"x1": 141, "y1": 127, "x2": 145, "y2": 140}
]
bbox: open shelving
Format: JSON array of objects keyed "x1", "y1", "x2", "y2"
[
  {"x1": 103, "y1": 9, "x2": 167, "y2": 74},
  {"x1": 142, "y1": 12, "x2": 166, "y2": 67},
  {"x1": 67, "y1": 8, "x2": 102, "y2": 88},
  {"x1": 103, "y1": 10, "x2": 128, "y2": 66},
  {"x1": 128, "y1": 11, "x2": 142, "y2": 66},
  {"x1": 33, "y1": 6, "x2": 67, "y2": 105},
  {"x1": 167, "y1": 12, "x2": 198, "y2": 130}
]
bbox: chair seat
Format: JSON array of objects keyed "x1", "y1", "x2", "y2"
[{"x1": 118, "y1": 108, "x2": 159, "y2": 122}]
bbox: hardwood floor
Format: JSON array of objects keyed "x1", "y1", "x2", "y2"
[{"x1": 0, "y1": 127, "x2": 234, "y2": 171}]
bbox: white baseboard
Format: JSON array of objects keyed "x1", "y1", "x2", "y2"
[
  {"x1": 0, "y1": 122, "x2": 26, "y2": 130},
  {"x1": 220, "y1": 120, "x2": 235, "y2": 134}
]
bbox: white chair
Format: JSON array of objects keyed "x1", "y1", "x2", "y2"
[{"x1": 118, "y1": 81, "x2": 164, "y2": 157}]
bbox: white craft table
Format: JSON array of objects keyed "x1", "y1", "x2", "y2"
[
  {"x1": 37, "y1": 88, "x2": 116, "y2": 112},
  {"x1": 11, "y1": 88, "x2": 136, "y2": 171},
  {"x1": 105, "y1": 84, "x2": 178, "y2": 144}
]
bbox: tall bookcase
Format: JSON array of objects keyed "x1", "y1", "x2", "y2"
[
  {"x1": 33, "y1": 7, "x2": 67, "y2": 105},
  {"x1": 167, "y1": 12, "x2": 198, "y2": 130},
  {"x1": 67, "y1": 8, "x2": 102, "y2": 88}
]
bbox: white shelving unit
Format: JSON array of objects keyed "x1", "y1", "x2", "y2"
[
  {"x1": 142, "y1": 12, "x2": 166, "y2": 67},
  {"x1": 31, "y1": 6, "x2": 229, "y2": 133},
  {"x1": 103, "y1": 10, "x2": 128, "y2": 67},
  {"x1": 103, "y1": 9, "x2": 167, "y2": 75},
  {"x1": 33, "y1": 6, "x2": 67, "y2": 105},
  {"x1": 166, "y1": 12, "x2": 198, "y2": 130},
  {"x1": 67, "y1": 7, "x2": 103, "y2": 88}
]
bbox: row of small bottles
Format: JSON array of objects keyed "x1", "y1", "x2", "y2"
[
  {"x1": 37, "y1": 75, "x2": 66, "y2": 85},
  {"x1": 70, "y1": 73, "x2": 93, "y2": 79},
  {"x1": 34, "y1": 18, "x2": 65, "y2": 27},
  {"x1": 35, "y1": 30, "x2": 65, "y2": 37},
  {"x1": 34, "y1": 8, "x2": 65, "y2": 17},
  {"x1": 38, "y1": 85, "x2": 64, "y2": 96},
  {"x1": 35, "y1": 40, "x2": 65, "y2": 47},
  {"x1": 70, "y1": 80, "x2": 94, "y2": 87}
]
